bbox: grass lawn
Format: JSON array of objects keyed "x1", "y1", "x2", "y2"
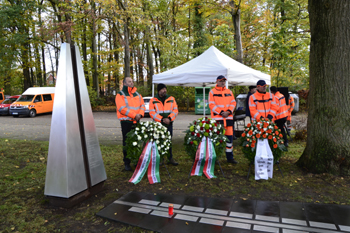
[{"x1": 0, "y1": 138, "x2": 349, "y2": 232}]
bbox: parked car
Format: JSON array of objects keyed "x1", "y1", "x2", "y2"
[
  {"x1": 10, "y1": 87, "x2": 55, "y2": 117},
  {"x1": 143, "y1": 97, "x2": 152, "y2": 117},
  {"x1": 0, "y1": 95, "x2": 20, "y2": 115}
]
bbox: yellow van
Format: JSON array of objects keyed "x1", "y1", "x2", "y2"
[{"x1": 10, "y1": 87, "x2": 55, "y2": 117}]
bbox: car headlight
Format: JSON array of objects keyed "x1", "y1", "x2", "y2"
[
  {"x1": 23, "y1": 105, "x2": 29, "y2": 108},
  {"x1": 3, "y1": 107, "x2": 8, "y2": 110}
]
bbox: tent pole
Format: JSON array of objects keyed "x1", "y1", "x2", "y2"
[
  {"x1": 152, "y1": 83, "x2": 154, "y2": 97},
  {"x1": 203, "y1": 86, "x2": 205, "y2": 117}
]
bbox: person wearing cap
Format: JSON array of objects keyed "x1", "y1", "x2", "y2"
[
  {"x1": 249, "y1": 80, "x2": 278, "y2": 122},
  {"x1": 149, "y1": 83, "x2": 179, "y2": 166},
  {"x1": 270, "y1": 86, "x2": 289, "y2": 146},
  {"x1": 245, "y1": 85, "x2": 257, "y2": 121},
  {"x1": 116, "y1": 77, "x2": 145, "y2": 171},
  {"x1": 209, "y1": 75, "x2": 238, "y2": 164}
]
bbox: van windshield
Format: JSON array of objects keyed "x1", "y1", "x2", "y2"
[{"x1": 17, "y1": 95, "x2": 35, "y2": 102}]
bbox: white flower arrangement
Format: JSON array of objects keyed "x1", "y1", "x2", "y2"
[{"x1": 125, "y1": 121, "x2": 172, "y2": 164}]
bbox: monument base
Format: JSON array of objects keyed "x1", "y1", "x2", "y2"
[{"x1": 46, "y1": 181, "x2": 105, "y2": 208}]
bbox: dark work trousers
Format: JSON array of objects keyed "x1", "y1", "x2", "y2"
[
  {"x1": 121, "y1": 121, "x2": 137, "y2": 165},
  {"x1": 165, "y1": 123, "x2": 173, "y2": 160},
  {"x1": 275, "y1": 117, "x2": 288, "y2": 144},
  {"x1": 225, "y1": 135, "x2": 234, "y2": 161}
]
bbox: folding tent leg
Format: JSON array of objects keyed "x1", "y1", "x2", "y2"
[
  {"x1": 216, "y1": 160, "x2": 225, "y2": 178},
  {"x1": 188, "y1": 160, "x2": 195, "y2": 179},
  {"x1": 275, "y1": 161, "x2": 284, "y2": 178},
  {"x1": 163, "y1": 164, "x2": 171, "y2": 178},
  {"x1": 247, "y1": 163, "x2": 252, "y2": 179}
]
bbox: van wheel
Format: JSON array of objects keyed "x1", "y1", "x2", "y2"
[{"x1": 29, "y1": 109, "x2": 36, "y2": 117}]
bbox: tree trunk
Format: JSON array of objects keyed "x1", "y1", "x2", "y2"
[
  {"x1": 91, "y1": 0, "x2": 99, "y2": 97},
  {"x1": 297, "y1": 0, "x2": 350, "y2": 175},
  {"x1": 230, "y1": 0, "x2": 243, "y2": 63}
]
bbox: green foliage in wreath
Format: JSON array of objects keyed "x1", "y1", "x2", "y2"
[
  {"x1": 184, "y1": 117, "x2": 227, "y2": 160},
  {"x1": 125, "y1": 121, "x2": 172, "y2": 165},
  {"x1": 240, "y1": 118, "x2": 287, "y2": 164}
]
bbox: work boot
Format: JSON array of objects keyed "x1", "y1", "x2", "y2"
[
  {"x1": 124, "y1": 164, "x2": 132, "y2": 171},
  {"x1": 227, "y1": 159, "x2": 238, "y2": 164},
  {"x1": 167, "y1": 158, "x2": 178, "y2": 166}
]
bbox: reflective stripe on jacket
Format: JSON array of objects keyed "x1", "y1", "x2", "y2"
[
  {"x1": 209, "y1": 85, "x2": 236, "y2": 126},
  {"x1": 274, "y1": 91, "x2": 289, "y2": 120},
  {"x1": 249, "y1": 91, "x2": 278, "y2": 121},
  {"x1": 116, "y1": 85, "x2": 145, "y2": 122},
  {"x1": 149, "y1": 95, "x2": 178, "y2": 123},
  {"x1": 287, "y1": 96, "x2": 294, "y2": 121}
]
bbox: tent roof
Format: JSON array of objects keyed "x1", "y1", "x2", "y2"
[{"x1": 152, "y1": 46, "x2": 270, "y2": 87}]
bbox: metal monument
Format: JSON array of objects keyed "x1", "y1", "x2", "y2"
[{"x1": 45, "y1": 43, "x2": 107, "y2": 207}]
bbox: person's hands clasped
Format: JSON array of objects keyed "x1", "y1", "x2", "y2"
[
  {"x1": 221, "y1": 111, "x2": 230, "y2": 118},
  {"x1": 162, "y1": 118, "x2": 171, "y2": 125},
  {"x1": 135, "y1": 114, "x2": 142, "y2": 121}
]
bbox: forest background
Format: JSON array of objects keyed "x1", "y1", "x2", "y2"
[{"x1": 0, "y1": 0, "x2": 309, "y2": 108}]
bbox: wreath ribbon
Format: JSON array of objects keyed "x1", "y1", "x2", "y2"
[
  {"x1": 191, "y1": 137, "x2": 217, "y2": 179},
  {"x1": 129, "y1": 141, "x2": 161, "y2": 184}
]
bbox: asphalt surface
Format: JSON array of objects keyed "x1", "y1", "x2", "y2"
[{"x1": 0, "y1": 112, "x2": 249, "y2": 145}]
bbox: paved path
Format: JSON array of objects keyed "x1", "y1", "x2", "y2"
[{"x1": 0, "y1": 112, "x2": 250, "y2": 145}]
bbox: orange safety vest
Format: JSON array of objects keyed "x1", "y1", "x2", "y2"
[
  {"x1": 249, "y1": 91, "x2": 278, "y2": 121},
  {"x1": 287, "y1": 95, "x2": 294, "y2": 121},
  {"x1": 209, "y1": 85, "x2": 236, "y2": 129},
  {"x1": 115, "y1": 85, "x2": 145, "y2": 122},
  {"x1": 274, "y1": 91, "x2": 289, "y2": 120},
  {"x1": 149, "y1": 95, "x2": 178, "y2": 123}
]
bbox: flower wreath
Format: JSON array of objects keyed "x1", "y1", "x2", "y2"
[
  {"x1": 125, "y1": 121, "x2": 172, "y2": 165},
  {"x1": 241, "y1": 118, "x2": 287, "y2": 164},
  {"x1": 184, "y1": 117, "x2": 227, "y2": 160}
]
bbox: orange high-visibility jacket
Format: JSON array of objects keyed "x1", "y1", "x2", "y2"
[
  {"x1": 274, "y1": 91, "x2": 289, "y2": 120},
  {"x1": 116, "y1": 85, "x2": 145, "y2": 122},
  {"x1": 149, "y1": 95, "x2": 178, "y2": 123},
  {"x1": 287, "y1": 95, "x2": 294, "y2": 121},
  {"x1": 209, "y1": 85, "x2": 236, "y2": 126},
  {"x1": 249, "y1": 91, "x2": 278, "y2": 121}
]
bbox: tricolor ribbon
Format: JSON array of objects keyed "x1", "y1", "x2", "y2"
[
  {"x1": 203, "y1": 137, "x2": 217, "y2": 179},
  {"x1": 191, "y1": 137, "x2": 217, "y2": 179},
  {"x1": 129, "y1": 141, "x2": 161, "y2": 184}
]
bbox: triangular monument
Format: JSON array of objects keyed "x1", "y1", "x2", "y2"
[{"x1": 45, "y1": 43, "x2": 107, "y2": 207}]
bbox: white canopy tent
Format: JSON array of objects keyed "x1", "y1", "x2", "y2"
[{"x1": 152, "y1": 46, "x2": 271, "y2": 115}]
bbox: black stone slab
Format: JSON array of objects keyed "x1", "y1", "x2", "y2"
[
  {"x1": 328, "y1": 204, "x2": 350, "y2": 226},
  {"x1": 230, "y1": 199, "x2": 256, "y2": 216},
  {"x1": 117, "y1": 191, "x2": 148, "y2": 202},
  {"x1": 113, "y1": 207, "x2": 149, "y2": 227},
  {"x1": 255, "y1": 200, "x2": 280, "y2": 217},
  {"x1": 183, "y1": 195, "x2": 212, "y2": 208},
  {"x1": 159, "y1": 217, "x2": 198, "y2": 233},
  {"x1": 304, "y1": 203, "x2": 333, "y2": 223},
  {"x1": 279, "y1": 201, "x2": 307, "y2": 220},
  {"x1": 192, "y1": 221, "x2": 223, "y2": 233},
  {"x1": 136, "y1": 211, "x2": 171, "y2": 232},
  {"x1": 206, "y1": 197, "x2": 234, "y2": 211},
  {"x1": 222, "y1": 221, "x2": 252, "y2": 233},
  {"x1": 96, "y1": 203, "x2": 132, "y2": 223},
  {"x1": 142, "y1": 192, "x2": 188, "y2": 207}
]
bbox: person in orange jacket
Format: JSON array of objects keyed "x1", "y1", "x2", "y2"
[
  {"x1": 287, "y1": 95, "x2": 295, "y2": 131},
  {"x1": 116, "y1": 77, "x2": 145, "y2": 171},
  {"x1": 249, "y1": 80, "x2": 278, "y2": 122},
  {"x1": 149, "y1": 83, "x2": 179, "y2": 166},
  {"x1": 270, "y1": 86, "x2": 289, "y2": 146},
  {"x1": 209, "y1": 75, "x2": 238, "y2": 164}
]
